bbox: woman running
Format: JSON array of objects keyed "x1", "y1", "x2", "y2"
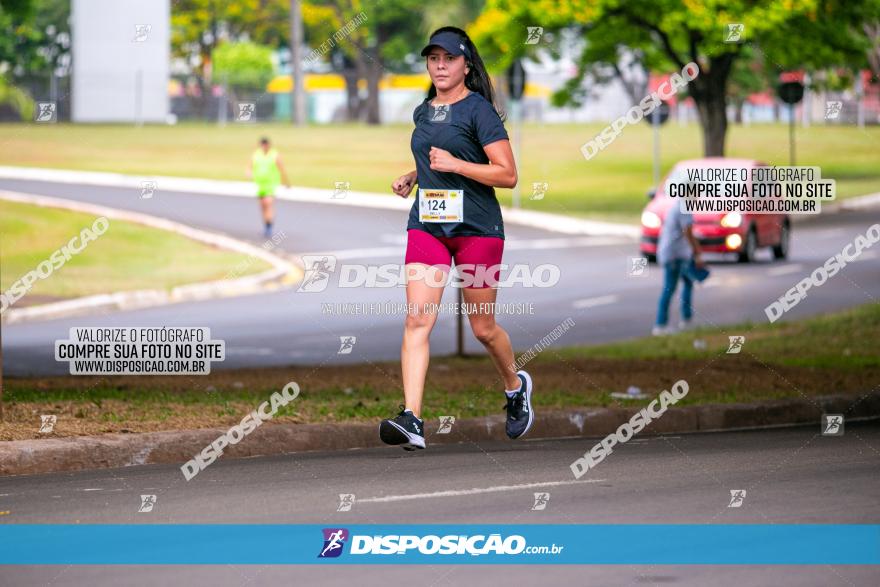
[{"x1": 379, "y1": 26, "x2": 533, "y2": 450}]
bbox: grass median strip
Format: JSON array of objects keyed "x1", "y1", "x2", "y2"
[
  {"x1": 0, "y1": 199, "x2": 271, "y2": 303},
  {"x1": 2, "y1": 303, "x2": 877, "y2": 441}
]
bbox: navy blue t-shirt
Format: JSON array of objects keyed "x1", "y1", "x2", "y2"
[{"x1": 406, "y1": 91, "x2": 509, "y2": 239}]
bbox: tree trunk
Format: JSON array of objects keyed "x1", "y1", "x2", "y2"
[
  {"x1": 864, "y1": 22, "x2": 880, "y2": 81},
  {"x1": 342, "y1": 66, "x2": 359, "y2": 121},
  {"x1": 690, "y1": 54, "x2": 734, "y2": 157},
  {"x1": 345, "y1": 52, "x2": 369, "y2": 122},
  {"x1": 364, "y1": 50, "x2": 382, "y2": 125},
  {"x1": 695, "y1": 91, "x2": 727, "y2": 156}
]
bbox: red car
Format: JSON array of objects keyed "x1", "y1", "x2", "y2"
[{"x1": 640, "y1": 158, "x2": 791, "y2": 263}]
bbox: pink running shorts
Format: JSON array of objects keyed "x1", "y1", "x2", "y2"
[{"x1": 404, "y1": 228, "x2": 504, "y2": 289}]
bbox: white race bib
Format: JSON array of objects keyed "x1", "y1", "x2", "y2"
[{"x1": 419, "y1": 188, "x2": 464, "y2": 223}]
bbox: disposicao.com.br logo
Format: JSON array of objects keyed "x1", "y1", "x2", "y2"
[{"x1": 317, "y1": 529, "x2": 563, "y2": 558}]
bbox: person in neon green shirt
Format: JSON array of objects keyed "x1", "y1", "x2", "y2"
[{"x1": 246, "y1": 137, "x2": 289, "y2": 238}]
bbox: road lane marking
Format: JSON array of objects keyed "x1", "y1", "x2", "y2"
[
  {"x1": 702, "y1": 278, "x2": 748, "y2": 289},
  {"x1": 359, "y1": 478, "x2": 607, "y2": 503},
  {"x1": 767, "y1": 264, "x2": 804, "y2": 277},
  {"x1": 573, "y1": 295, "x2": 618, "y2": 309}
]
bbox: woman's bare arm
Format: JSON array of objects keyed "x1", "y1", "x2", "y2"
[{"x1": 428, "y1": 140, "x2": 517, "y2": 189}]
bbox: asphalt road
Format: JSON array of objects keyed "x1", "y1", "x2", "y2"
[
  {"x1": 1, "y1": 422, "x2": 878, "y2": 585},
  {"x1": 2, "y1": 178, "x2": 879, "y2": 376}
]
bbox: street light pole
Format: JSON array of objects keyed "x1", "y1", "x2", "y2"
[
  {"x1": 507, "y1": 60, "x2": 526, "y2": 208},
  {"x1": 290, "y1": 0, "x2": 307, "y2": 126},
  {"x1": 652, "y1": 106, "x2": 660, "y2": 187}
]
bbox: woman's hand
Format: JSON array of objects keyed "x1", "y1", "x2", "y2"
[
  {"x1": 392, "y1": 172, "x2": 416, "y2": 198},
  {"x1": 429, "y1": 147, "x2": 461, "y2": 174}
]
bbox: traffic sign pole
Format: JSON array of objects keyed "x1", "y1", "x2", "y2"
[
  {"x1": 777, "y1": 80, "x2": 805, "y2": 167},
  {"x1": 507, "y1": 60, "x2": 526, "y2": 209}
]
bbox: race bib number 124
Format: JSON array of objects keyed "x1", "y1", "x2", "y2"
[{"x1": 419, "y1": 189, "x2": 464, "y2": 223}]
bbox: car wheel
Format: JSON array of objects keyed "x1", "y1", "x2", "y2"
[
  {"x1": 738, "y1": 226, "x2": 757, "y2": 263},
  {"x1": 773, "y1": 221, "x2": 790, "y2": 260}
]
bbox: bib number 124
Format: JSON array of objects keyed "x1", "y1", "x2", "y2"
[{"x1": 419, "y1": 188, "x2": 463, "y2": 223}]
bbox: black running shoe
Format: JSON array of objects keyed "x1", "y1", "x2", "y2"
[
  {"x1": 379, "y1": 406, "x2": 426, "y2": 450},
  {"x1": 504, "y1": 370, "x2": 534, "y2": 439}
]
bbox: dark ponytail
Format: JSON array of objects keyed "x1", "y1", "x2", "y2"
[{"x1": 425, "y1": 26, "x2": 505, "y2": 121}]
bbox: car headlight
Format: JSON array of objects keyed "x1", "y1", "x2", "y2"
[
  {"x1": 720, "y1": 212, "x2": 743, "y2": 228},
  {"x1": 641, "y1": 210, "x2": 662, "y2": 229},
  {"x1": 726, "y1": 234, "x2": 743, "y2": 249}
]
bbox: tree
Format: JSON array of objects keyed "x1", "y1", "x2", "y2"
[
  {"x1": 171, "y1": 0, "x2": 474, "y2": 124},
  {"x1": 726, "y1": 46, "x2": 771, "y2": 124},
  {"x1": 313, "y1": 0, "x2": 426, "y2": 124},
  {"x1": 212, "y1": 41, "x2": 275, "y2": 120},
  {"x1": 171, "y1": 0, "x2": 289, "y2": 116},
  {"x1": 0, "y1": 0, "x2": 69, "y2": 82},
  {"x1": 472, "y1": 0, "x2": 872, "y2": 156},
  {"x1": 213, "y1": 41, "x2": 275, "y2": 91}
]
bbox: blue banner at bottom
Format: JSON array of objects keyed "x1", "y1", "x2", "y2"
[{"x1": 0, "y1": 524, "x2": 877, "y2": 564}]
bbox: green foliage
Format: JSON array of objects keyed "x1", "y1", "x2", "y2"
[
  {"x1": 0, "y1": 74, "x2": 33, "y2": 119},
  {"x1": 472, "y1": 0, "x2": 876, "y2": 153},
  {"x1": 727, "y1": 46, "x2": 770, "y2": 105},
  {"x1": 0, "y1": 0, "x2": 33, "y2": 18},
  {"x1": 473, "y1": 0, "x2": 872, "y2": 92},
  {"x1": 171, "y1": 0, "x2": 290, "y2": 75},
  {"x1": 212, "y1": 41, "x2": 274, "y2": 90},
  {"x1": 0, "y1": 0, "x2": 69, "y2": 78}
]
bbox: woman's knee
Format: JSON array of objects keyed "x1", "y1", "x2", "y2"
[
  {"x1": 470, "y1": 320, "x2": 496, "y2": 344},
  {"x1": 404, "y1": 311, "x2": 435, "y2": 334}
]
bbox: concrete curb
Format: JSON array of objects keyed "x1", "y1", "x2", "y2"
[
  {"x1": 835, "y1": 192, "x2": 880, "y2": 211},
  {"x1": 791, "y1": 191, "x2": 880, "y2": 223},
  {"x1": 0, "y1": 190, "x2": 302, "y2": 324},
  {"x1": 2, "y1": 391, "x2": 876, "y2": 477},
  {"x1": 0, "y1": 165, "x2": 640, "y2": 238}
]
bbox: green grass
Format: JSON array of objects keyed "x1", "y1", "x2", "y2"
[
  {"x1": 1, "y1": 122, "x2": 877, "y2": 221},
  {"x1": 4, "y1": 302, "x2": 877, "y2": 439},
  {"x1": 552, "y1": 301, "x2": 880, "y2": 370},
  {"x1": 0, "y1": 199, "x2": 270, "y2": 298}
]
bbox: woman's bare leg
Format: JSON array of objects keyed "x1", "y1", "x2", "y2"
[
  {"x1": 401, "y1": 264, "x2": 445, "y2": 417},
  {"x1": 461, "y1": 286, "x2": 520, "y2": 390}
]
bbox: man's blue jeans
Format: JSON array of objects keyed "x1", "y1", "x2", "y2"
[{"x1": 655, "y1": 258, "x2": 694, "y2": 327}]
